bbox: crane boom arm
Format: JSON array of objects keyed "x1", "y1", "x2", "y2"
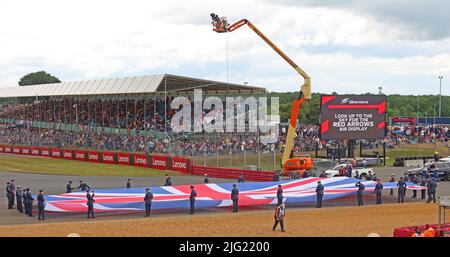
[{"x1": 211, "y1": 15, "x2": 311, "y2": 166}]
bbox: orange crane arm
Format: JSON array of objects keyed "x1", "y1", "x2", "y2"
[{"x1": 211, "y1": 14, "x2": 311, "y2": 166}]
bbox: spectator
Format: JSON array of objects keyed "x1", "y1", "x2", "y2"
[
  {"x1": 411, "y1": 227, "x2": 425, "y2": 237},
  {"x1": 423, "y1": 224, "x2": 436, "y2": 237}
]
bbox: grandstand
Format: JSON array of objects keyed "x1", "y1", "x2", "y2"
[{"x1": 0, "y1": 74, "x2": 266, "y2": 154}]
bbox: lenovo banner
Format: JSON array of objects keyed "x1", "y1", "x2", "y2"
[
  {"x1": 13, "y1": 146, "x2": 21, "y2": 154},
  {"x1": 87, "y1": 151, "x2": 100, "y2": 163},
  {"x1": 171, "y1": 157, "x2": 189, "y2": 173},
  {"x1": 102, "y1": 152, "x2": 115, "y2": 164},
  {"x1": 0, "y1": 145, "x2": 4, "y2": 152},
  {"x1": 51, "y1": 148, "x2": 61, "y2": 158},
  {"x1": 21, "y1": 147, "x2": 30, "y2": 155},
  {"x1": 320, "y1": 95, "x2": 386, "y2": 140},
  {"x1": 151, "y1": 155, "x2": 168, "y2": 170},
  {"x1": 41, "y1": 147, "x2": 50, "y2": 157},
  {"x1": 117, "y1": 152, "x2": 131, "y2": 165},
  {"x1": 31, "y1": 147, "x2": 40, "y2": 156},
  {"x1": 63, "y1": 149, "x2": 73, "y2": 160},
  {"x1": 133, "y1": 154, "x2": 148, "y2": 167},
  {"x1": 75, "y1": 150, "x2": 86, "y2": 161},
  {"x1": 5, "y1": 146, "x2": 11, "y2": 153}
]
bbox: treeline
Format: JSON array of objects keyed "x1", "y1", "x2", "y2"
[{"x1": 267, "y1": 92, "x2": 449, "y2": 124}]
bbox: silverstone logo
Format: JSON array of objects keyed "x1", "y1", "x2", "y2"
[
  {"x1": 341, "y1": 98, "x2": 369, "y2": 104},
  {"x1": 341, "y1": 98, "x2": 350, "y2": 104},
  {"x1": 171, "y1": 89, "x2": 280, "y2": 143}
]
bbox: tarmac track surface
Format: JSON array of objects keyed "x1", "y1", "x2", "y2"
[{"x1": 0, "y1": 166, "x2": 449, "y2": 227}]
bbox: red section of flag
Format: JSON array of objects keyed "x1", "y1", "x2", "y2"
[{"x1": 378, "y1": 121, "x2": 386, "y2": 129}]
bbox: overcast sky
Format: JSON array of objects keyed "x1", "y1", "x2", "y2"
[{"x1": 0, "y1": 0, "x2": 449, "y2": 95}]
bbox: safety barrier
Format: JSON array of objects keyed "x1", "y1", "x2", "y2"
[
  {"x1": 191, "y1": 166, "x2": 274, "y2": 182},
  {"x1": 393, "y1": 156, "x2": 434, "y2": 167},
  {"x1": 0, "y1": 144, "x2": 190, "y2": 174},
  {"x1": 393, "y1": 223, "x2": 450, "y2": 237},
  {"x1": 0, "y1": 145, "x2": 274, "y2": 179}
]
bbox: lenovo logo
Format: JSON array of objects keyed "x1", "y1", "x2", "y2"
[
  {"x1": 153, "y1": 159, "x2": 166, "y2": 166},
  {"x1": 135, "y1": 157, "x2": 147, "y2": 164},
  {"x1": 103, "y1": 155, "x2": 113, "y2": 161},
  {"x1": 119, "y1": 156, "x2": 130, "y2": 162},
  {"x1": 173, "y1": 161, "x2": 187, "y2": 169}
]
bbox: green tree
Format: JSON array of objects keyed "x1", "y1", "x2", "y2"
[{"x1": 18, "y1": 71, "x2": 61, "y2": 86}]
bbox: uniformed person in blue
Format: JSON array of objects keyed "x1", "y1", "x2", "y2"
[
  {"x1": 410, "y1": 175, "x2": 418, "y2": 198},
  {"x1": 374, "y1": 179, "x2": 383, "y2": 204},
  {"x1": 237, "y1": 174, "x2": 245, "y2": 183},
  {"x1": 189, "y1": 185, "x2": 197, "y2": 214},
  {"x1": 144, "y1": 188, "x2": 153, "y2": 217},
  {"x1": 315, "y1": 181, "x2": 324, "y2": 208},
  {"x1": 25, "y1": 188, "x2": 34, "y2": 217},
  {"x1": 231, "y1": 184, "x2": 239, "y2": 213},
  {"x1": 66, "y1": 181, "x2": 74, "y2": 193},
  {"x1": 22, "y1": 188, "x2": 28, "y2": 215},
  {"x1": 86, "y1": 189, "x2": 95, "y2": 218},
  {"x1": 77, "y1": 180, "x2": 91, "y2": 192},
  {"x1": 37, "y1": 190, "x2": 46, "y2": 221},
  {"x1": 6, "y1": 182, "x2": 14, "y2": 209},
  {"x1": 355, "y1": 181, "x2": 365, "y2": 206},
  {"x1": 16, "y1": 186, "x2": 23, "y2": 213},
  {"x1": 276, "y1": 185, "x2": 283, "y2": 206},
  {"x1": 126, "y1": 178, "x2": 131, "y2": 189},
  {"x1": 389, "y1": 174, "x2": 395, "y2": 196},
  {"x1": 164, "y1": 174, "x2": 172, "y2": 186},
  {"x1": 397, "y1": 177, "x2": 407, "y2": 203},
  {"x1": 426, "y1": 178, "x2": 437, "y2": 203},
  {"x1": 420, "y1": 178, "x2": 427, "y2": 199},
  {"x1": 203, "y1": 174, "x2": 209, "y2": 184}
]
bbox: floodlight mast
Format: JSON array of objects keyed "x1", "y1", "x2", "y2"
[{"x1": 210, "y1": 13, "x2": 312, "y2": 166}]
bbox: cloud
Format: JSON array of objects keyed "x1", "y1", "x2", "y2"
[
  {"x1": 272, "y1": 0, "x2": 450, "y2": 41},
  {"x1": 0, "y1": 0, "x2": 448, "y2": 97}
]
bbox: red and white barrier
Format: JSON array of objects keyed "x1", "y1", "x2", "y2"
[
  {"x1": 117, "y1": 152, "x2": 131, "y2": 165},
  {"x1": 51, "y1": 148, "x2": 61, "y2": 158},
  {"x1": 87, "y1": 151, "x2": 100, "y2": 163},
  {"x1": 41, "y1": 147, "x2": 50, "y2": 157},
  {"x1": 171, "y1": 157, "x2": 189, "y2": 173},
  {"x1": 102, "y1": 152, "x2": 115, "y2": 164},
  {"x1": 31, "y1": 147, "x2": 39, "y2": 156},
  {"x1": 63, "y1": 149, "x2": 73, "y2": 160},
  {"x1": 133, "y1": 154, "x2": 148, "y2": 167},
  {"x1": 152, "y1": 155, "x2": 168, "y2": 170}
]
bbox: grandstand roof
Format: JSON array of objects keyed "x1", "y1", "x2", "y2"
[{"x1": 0, "y1": 74, "x2": 265, "y2": 98}]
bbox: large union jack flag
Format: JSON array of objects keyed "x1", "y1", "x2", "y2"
[{"x1": 43, "y1": 177, "x2": 426, "y2": 213}]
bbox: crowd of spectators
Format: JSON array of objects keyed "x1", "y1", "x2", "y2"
[
  {"x1": 3, "y1": 98, "x2": 450, "y2": 155},
  {"x1": 384, "y1": 125, "x2": 450, "y2": 147},
  {"x1": 0, "y1": 97, "x2": 175, "y2": 131}
]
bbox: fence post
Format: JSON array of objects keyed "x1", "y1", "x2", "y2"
[{"x1": 243, "y1": 149, "x2": 246, "y2": 168}]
